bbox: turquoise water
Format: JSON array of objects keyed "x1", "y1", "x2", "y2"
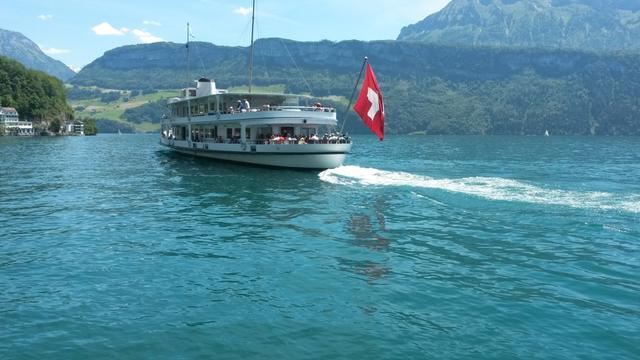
[{"x1": 1, "y1": 134, "x2": 639, "y2": 359}]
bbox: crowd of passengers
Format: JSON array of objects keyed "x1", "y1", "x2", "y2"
[
  {"x1": 259, "y1": 132, "x2": 350, "y2": 144},
  {"x1": 188, "y1": 132, "x2": 350, "y2": 144}
]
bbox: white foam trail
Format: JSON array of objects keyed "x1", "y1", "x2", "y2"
[{"x1": 319, "y1": 166, "x2": 640, "y2": 214}]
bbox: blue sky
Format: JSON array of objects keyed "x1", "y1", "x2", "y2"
[{"x1": 1, "y1": 0, "x2": 450, "y2": 72}]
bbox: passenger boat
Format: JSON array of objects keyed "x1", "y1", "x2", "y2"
[
  {"x1": 159, "y1": 2, "x2": 351, "y2": 169},
  {"x1": 159, "y1": 80, "x2": 351, "y2": 169}
]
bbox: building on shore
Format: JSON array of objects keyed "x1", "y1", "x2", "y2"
[
  {"x1": 63, "y1": 120, "x2": 84, "y2": 136},
  {"x1": 0, "y1": 107, "x2": 34, "y2": 136}
]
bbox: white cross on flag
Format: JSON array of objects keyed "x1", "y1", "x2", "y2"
[{"x1": 354, "y1": 63, "x2": 384, "y2": 141}]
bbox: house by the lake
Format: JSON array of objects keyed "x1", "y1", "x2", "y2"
[
  {"x1": 63, "y1": 120, "x2": 84, "y2": 136},
  {"x1": 0, "y1": 107, "x2": 34, "y2": 136}
]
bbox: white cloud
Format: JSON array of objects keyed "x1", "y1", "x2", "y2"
[
  {"x1": 234, "y1": 6, "x2": 253, "y2": 16},
  {"x1": 143, "y1": 20, "x2": 162, "y2": 26},
  {"x1": 91, "y1": 21, "x2": 163, "y2": 43},
  {"x1": 38, "y1": 14, "x2": 53, "y2": 21},
  {"x1": 132, "y1": 29, "x2": 164, "y2": 43},
  {"x1": 68, "y1": 65, "x2": 83, "y2": 73},
  {"x1": 91, "y1": 22, "x2": 129, "y2": 36},
  {"x1": 39, "y1": 46, "x2": 70, "y2": 55}
]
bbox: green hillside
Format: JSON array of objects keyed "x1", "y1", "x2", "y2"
[
  {"x1": 68, "y1": 88, "x2": 178, "y2": 133},
  {"x1": 0, "y1": 55, "x2": 72, "y2": 127}
]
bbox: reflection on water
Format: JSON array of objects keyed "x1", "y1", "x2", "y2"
[{"x1": 342, "y1": 196, "x2": 391, "y2": 281}]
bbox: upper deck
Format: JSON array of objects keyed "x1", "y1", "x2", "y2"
[{"x1": 166, "y1": 91, "x2": 337, "y2": 127}]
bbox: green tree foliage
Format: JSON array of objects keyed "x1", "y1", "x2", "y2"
[
  {"x1": 67, "y1": 86, "x2": 102, "y2": 100},
  {"x1": 79, "y1": 117, "x2": 97, "y2": 135},
  {"x1": 48, "y1": 118, "x2": 61, "y2": 134},
  {"x1": 99, "y1": 91, "x2": 121, "y2": 103},
  {"x1": 121, "y1": 100, "x2": 167, "y2": 124},
  {"x1": 0, "y1": 55, "x2": 72, "y2": 122}
]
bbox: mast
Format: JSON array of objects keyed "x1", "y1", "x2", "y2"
[
  {"x1": 186, "y1": 22, "x2": 192, "y2": 122},
  {"x1": 248, "y1": 0, "x2": 256, "y2": 93}
]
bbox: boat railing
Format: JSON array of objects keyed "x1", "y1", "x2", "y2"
[
  {"x1": 191, "y1": 137, "x2": 351, "y2": 145},
  {"x1": 249, "y1": 138, "x2": 351, "y2": 145},
  {"x1": 216, "y1": 105, "x2": 336, "y2": 115},
  {"x1": 177, "y1": 105, "x2": 337, "y2": 118}
]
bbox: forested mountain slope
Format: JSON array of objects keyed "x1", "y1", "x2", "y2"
[{"x1": 71, "y1": 39, "x2": 640, "y2": 135}]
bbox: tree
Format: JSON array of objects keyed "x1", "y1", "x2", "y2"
[{"x1": 48, "y1": 118, "x2": 61, "y2": 134}]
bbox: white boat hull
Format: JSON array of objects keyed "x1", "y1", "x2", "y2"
[{"x1": 160, "y1": 138, "x2": 350, "y2": 169}]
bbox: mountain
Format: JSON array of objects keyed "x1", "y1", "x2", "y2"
[
  {"x1": 397, "y1": 0, "x2": 640, "y2": 51},
  {"x1": 71, "y1": 39, "x2": 640, "y2": 136},
  {"x1": 0, "y1": 55, "x2": 72, "y2": 123},
  {"x1": 0, "y1": 29, "x2": 75, "y2": 81}
]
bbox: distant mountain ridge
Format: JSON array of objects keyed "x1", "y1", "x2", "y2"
[
  {"x1": 398, "y1": 0, "x2": 640, "y2": 51},
  {"x1": 0, "y1": 29, "x2": 75, "y2": 81},
  {"x1": 71, "y1": 39, "x2": 640, "y2": 135}
]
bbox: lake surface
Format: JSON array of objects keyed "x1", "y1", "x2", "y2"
[{"x1": 1, "y1": 134, "x2": 639, "y2": 359}]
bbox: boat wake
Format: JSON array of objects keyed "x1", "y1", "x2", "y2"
[{"x1": 319, "y1": 166, "x2": 640, "y2": 214}]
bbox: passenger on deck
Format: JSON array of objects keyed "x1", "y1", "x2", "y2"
[{"x1": 243, "y1": 99, "x2": 250, "y2": 111}]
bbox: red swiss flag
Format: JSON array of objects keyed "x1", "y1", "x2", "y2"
[{"x1": 353, "y1": 63, "x2": 384, "y2": 141}]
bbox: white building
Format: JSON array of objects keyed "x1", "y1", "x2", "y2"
[
  {"x1": 64, "y1": 120, "x2": 84, "y2": 135},
  {"x1": 0, "y1": 107, "x2": 33, "y2": 136}
]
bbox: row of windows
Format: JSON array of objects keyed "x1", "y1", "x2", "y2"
[
  {"x1": 186, "y1": 126, "x2": 318, "y2": 140},
  {"x1": 172, "y1": 102, "x2": 220, "y2": 117}
]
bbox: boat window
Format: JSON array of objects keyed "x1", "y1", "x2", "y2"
[
  {"x1": 300, "y1": 127, "x2": 316, "y2": 137},
  {"x1": 226, "y1": 128, "x2": 233, "y2": 139}
]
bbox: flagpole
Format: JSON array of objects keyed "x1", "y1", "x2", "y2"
[
  {"x1": 248, "y1": 0, "x2": 256, "y2": 94},
  {"x1": 186, "y1": 22, "x2": 191, "y2": 123},
  {"x1": 340, "y1": 56, "x2": 368, "y2": 134}
]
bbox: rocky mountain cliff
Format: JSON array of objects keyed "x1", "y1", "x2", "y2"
[
  {"x1": 71, "y1": 37, "x2": 622, "y2": 90},
  {"x1": 70, "y1": 39, "x2": 640, "y2": 135},
  {"x1": 397, "y1": 0, "x2": 640, "y2": 51},
  {"x1": 0, "y1": 29, "x2": 75, "y2": 81}
]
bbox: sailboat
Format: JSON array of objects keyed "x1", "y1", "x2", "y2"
[
  {"x1": 544, "y1": 130, "x2": 550, "y2": 136},
  {"x1": 159, "y1": 1, "x2": 352, "y2": 169}
]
